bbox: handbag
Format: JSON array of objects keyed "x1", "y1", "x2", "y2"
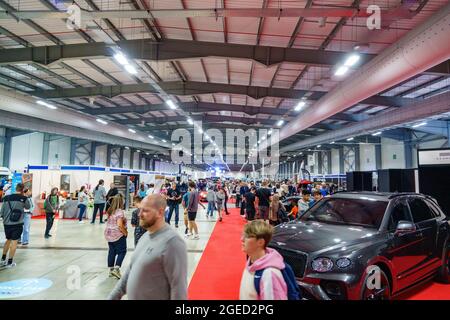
[{"x1": 7, "y1": 201, "x2": 23, "y2": 222}]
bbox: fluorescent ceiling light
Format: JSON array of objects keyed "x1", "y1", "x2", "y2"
[
  {"x1": 172, "y1": 143, "x2": 175, "y2": 146},
  {"x1": 412, "y1": 122, "x2": 427, "y2": 128},
  {"x1": 262, "y1": 136, "x2": 266, "y2": 141},
  {"x1": 294, "y1": 101, "x2": 306, "y2": 111},
  {"x1": 330, "y1": 141, "x2": 335, "y2": 144},
  {"x1": 372, "y1": 131, "x2": 382, "y2": 136},
  {"x1": 114, "y1": 52, "x2": 128, "y2": 65},
  {"x1": 166, "y1": 100, "x2": 177, "y2": 109},
  {"x1": 124, "y1": 146, "x2": 130, "y2": 150},
  {"x1": 344, "y1": 54, "x2": 360, "y2": 67},
  {"x1": 124, "y1": 64, "x2": 137, "y2": 74},
  {"x1": 148, "y1": 135, "x2": 154, "y2": 139},
  {"x1": 37, "y1": 100, "x2": 57, "y2": 109},
  {"x1": 162, "y1": 139, "x2": 167, "y2": 143},
  {"x1": 128, "y1": 128, "x2": 136, "y2": 133},
  {"x1": 346, "y1": 137, "x2": 354, "y2": 141},
  {"x1": 136, "y1": 150, "x2": 141, "y2": 153},
  {"x1": 335, "y1": 65, "x2": 349, "y2": 76},
  {"x1": 268, "y1": 130, "x2": 272, "y2": 135},
  {"x1": 277, "y1": 120, "x2": 284, "y2": 126},
  {"x1": 317, "y1": 145, "x2": 321, "y2": 148},
  {"x1": 198, "y1": 128, "x2": 203, "y2": 134},
  {"x1": 96, "y1": 118, "x2": 108, "y2": 125},
  {"x1": 187, "y1": 118, "x2": 194, "y2": 125}
]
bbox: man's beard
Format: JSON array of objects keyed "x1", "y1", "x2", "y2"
[{"x1": 140, "y1": 216, "x2": 157, "y2": 229}]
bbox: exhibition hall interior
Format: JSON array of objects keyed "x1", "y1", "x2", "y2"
[{"x1": 0, "y1": 0, "x2": 449, "y2": 301}]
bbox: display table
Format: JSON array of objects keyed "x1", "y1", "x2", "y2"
[{"x1": 60, "y1": 200, "x2": 92, "y2": 219}]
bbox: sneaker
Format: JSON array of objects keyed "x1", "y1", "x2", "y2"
[
  {"x1": 21, "y1": 243, "x2": 29, "y2": 246},
  {"x1": 90, "y1": 222, "x2": 95, "y2": 224},
  {"x1": 193, "y1": 234, "x2": 200, "y2": 240},
  {"x1": 219, "y1": 217, "x2": 223, "y2": 222},
  {"x1": 78, "y1": 221, "x2": 85, "y2": 224},
  {"x1": 0, "y1": 260, "x2": 7, "y2": 267},
  {"x1": 5, "y1": 262, "x2": 16, "y2": 268},
  {"x1": 175, "y1": 224, "x2": 179, "y2": 228},
  {"x1": 184, "y1": 228, "x2": 189, "y2": 235},
  {"x1": 100, "y1": 221, "x2": 105, "y2": 224},
  {"x1": 111, "y1": 267, "x2": 121, "y2": 279},
  {"x1": 109, "y1": 269, "x2": 115, "y2": 277},
  {"x1": 17, "y1": 240, "x2": 22, "y2": 244},
  {"x1": 184, "y1": 233, "x2": 192, "y2": 239},
  {"x1": 44, "y1": 235, "x2": 50, "y2": 239}
]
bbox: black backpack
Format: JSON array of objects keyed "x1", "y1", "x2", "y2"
[{"x1": 7, "y1": 201, "x2": 24, "y2": 222}]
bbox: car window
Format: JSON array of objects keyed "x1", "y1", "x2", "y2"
[
  {"x1": 408, "y1": 198, "x2": 435, "y2": 223},
  {"x1": 301, "y1": 198, "x2": 388, "y2": 229},
  {"x1": 388, "y1": 200, "x2": 412, "y2": 231},
  {"x1": 424, "y1": 199, "x2": 442, "y2": 218}
]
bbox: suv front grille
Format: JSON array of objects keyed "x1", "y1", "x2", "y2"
[{"x1": 270, "y1": 247, "x2": 307, "y2": 278}]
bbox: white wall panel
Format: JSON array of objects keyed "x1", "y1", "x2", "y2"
[
  {"x1": 10, "y1": 133, "x2": 44, "y2": 172},
  {"x1": 48, "y1": 137, "x2": 71, "y2": 166},
  {"x1": 331, "y1": 148, "x2": 340, "y2": 174},
  {"x1": 381, "y1": 138, "x2": 405, "y2": 169},
  {"x1": 359, "y1": 144, "x2": 376, "y2": 171}
]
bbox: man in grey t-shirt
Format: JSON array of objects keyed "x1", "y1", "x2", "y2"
[{"x1": 108, "y1": 194, "x2": 187, "y2": 300}]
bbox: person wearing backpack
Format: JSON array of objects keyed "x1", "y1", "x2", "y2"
[
  {"x1": 1, "y1": 183, "x2": 30, "y2": 268},
  {"x1": 239, "y1": 220, "x2": 300, "y2": 300},
  {"x1": 44, "y1": 187, "x2": 59, "y2": 239}
]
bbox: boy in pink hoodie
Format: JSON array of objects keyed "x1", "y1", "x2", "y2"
[{"x1": 239, "y1": 220, "x2": 288, "y2": 300}]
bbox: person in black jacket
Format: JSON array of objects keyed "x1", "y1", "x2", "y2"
[
  {"x1": 44, "y1": 187, "x2": 59, "y2": 239},
  {"x1": 105, "y1": 183, "x2": 119, "y2": 213},
  {"x1": 1, "y1": 183, "x2": 31, "y2": 267}
]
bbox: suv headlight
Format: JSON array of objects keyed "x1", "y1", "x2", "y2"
[
  {"x1": 336, "y1": 258, "x2": 351, "y2": 269},
  {"x1": 312, "y1": 257, "x2": 334, "y2": 272}
]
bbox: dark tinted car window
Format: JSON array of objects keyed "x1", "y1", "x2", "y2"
[
  {"x1": 388, "y1": 200, "x2": 411, "y2": 231},
  {"x1": 424, "y1": 199, "x2": 442, "y2": 218},
  {"x1": 301, "y1": 197, "x2": 388, "y2": 229},
  {"x1": 408, "y1": 198, "x2": 435, "y2": 223}
]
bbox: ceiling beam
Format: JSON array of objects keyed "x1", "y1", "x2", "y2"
[
  {"x1": 280, "y1": 91, "x2": 450, "y2": 152},
  {"x1": 115, "y1": 114, "x2": 338, "y2": 130},
  {"x1": 422, "y1": 60, "x2": 450, "y2": 76},
  {"x1": 0, "y1": 38, "x2": 376, "y2": 67},
  {"x1": 83, "y1": 101, "x2": 362, "y2": 121},
  {"x1": 32, "y1": 80, "x2": 417, "y2": 107}
]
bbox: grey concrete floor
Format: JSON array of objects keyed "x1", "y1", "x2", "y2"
[{"x1": 0, "y1": 205, "x2": 217, "y2": 300}]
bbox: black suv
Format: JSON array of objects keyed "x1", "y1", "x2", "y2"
[{"x1": 269, "y1": 192, "x2": 450, "y2": 300}]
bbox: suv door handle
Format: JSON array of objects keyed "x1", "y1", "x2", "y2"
[{"x1": 415, "y1": 232, "x2": 423, "y2": 238}]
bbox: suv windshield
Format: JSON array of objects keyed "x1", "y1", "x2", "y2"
[{"x1": 301, "y1": 197, "x2": 388, "y2": 229}]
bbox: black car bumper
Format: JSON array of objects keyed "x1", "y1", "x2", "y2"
[{"x1": 298, "y1": 273, "x2": 362, "y2": 300}]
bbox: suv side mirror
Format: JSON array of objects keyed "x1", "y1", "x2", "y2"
[{"x1": 395, "y1": 220, "x2": 416, "y2": 236}]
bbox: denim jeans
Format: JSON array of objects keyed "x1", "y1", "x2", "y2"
[
  {"x1": 107, "y1": 236, "x2": 127, "y2": 268},
  {"x1": 78, "y1": 204, "x2": 87, "y2": 221},
  {"x1": 21, "y1": 213, "x2": 32, "y2": 244},
  {"x1": 166, "y1": 204, "x2": 180, "y2": 225},
  {"x1": 207, "y1": 201, "x2": 215, "y2": 216}
]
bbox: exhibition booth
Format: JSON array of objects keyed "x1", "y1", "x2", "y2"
[{"x1": 24, "y1": 165, "x2": 179, "y2": 218}]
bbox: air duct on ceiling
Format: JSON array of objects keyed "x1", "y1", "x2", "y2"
[{"x1": 278, "y1": 3, "x2": 450, "y2": 144}]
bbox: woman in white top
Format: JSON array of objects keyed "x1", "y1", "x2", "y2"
[{"x1": 78, "y1": 186, "x2": 89, "y2": 224}]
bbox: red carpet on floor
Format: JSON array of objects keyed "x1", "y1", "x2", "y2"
[
  {"x1": 188, "y1": 205, "x2": 449, "y2": 300},
  {"x1": 402, "y1": 281, "x2": 450, "y2": 300},
  {"x1": 188, "y1": 207, "x2": 247, "y2": 300}
]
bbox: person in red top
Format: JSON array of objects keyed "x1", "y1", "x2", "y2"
[{"x1": 288, "y1": 202, "x2": 298, "y2": 221}]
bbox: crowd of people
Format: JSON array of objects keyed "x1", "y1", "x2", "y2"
[{"x1": 1, "y1": 175, "x2": 337, "y2": 300}]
